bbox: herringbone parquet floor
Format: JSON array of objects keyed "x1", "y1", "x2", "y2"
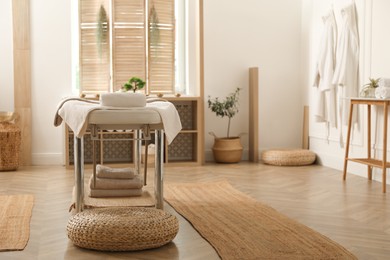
[{"x1": 1, "y1": 162, "x2": 390, "y2": 259}]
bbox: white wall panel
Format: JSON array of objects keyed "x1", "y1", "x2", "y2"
[
  {"x1": 305, "y1": 0, "x2": 390, "y2": 184},
  {"x1": 30, "y1": 0, "x2": 72, "y2": 165},
  {"x1": 203, "y1": 0, "x2": 303, "y2": 160}
]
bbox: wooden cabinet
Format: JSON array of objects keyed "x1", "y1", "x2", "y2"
[{"x1": 65, "y1": 96, "x2": 203, "y2": 167}]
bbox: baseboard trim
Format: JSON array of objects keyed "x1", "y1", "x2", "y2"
[{"x1": 32, "y1": 153, "x2": 64, "y2": 166}]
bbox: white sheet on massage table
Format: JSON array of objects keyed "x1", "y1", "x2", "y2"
[{"x1": 54, "y1": 98, "x2": 182, "y2": 144}]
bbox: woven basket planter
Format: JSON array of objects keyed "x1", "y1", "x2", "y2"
[
  {"x1": 0, "y1": 122, "x2": 21, "y2": 171},
  {"x1": 262, "y1": 149, "x2": 316, "y2": 166},
  {"x1": 212, "y1": 137, "x2": 243, "y2": 163},
  {"x1": 67, "y1": 207, "x2": 179, "y2": 251}
]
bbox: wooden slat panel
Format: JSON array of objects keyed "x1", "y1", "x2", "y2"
[
  {"x1": 112, "y1": 0, "x2": 146, "y2": 91},
  {"x1": 302, "y1": 106, "x2": 309, "y2": 149},
  {"x1": 12, "y1": 0, "x2": 30, "y2": 50},
  {"x1": 79, "y1": 0, "x2": 110, "y2": 93},
  {"x1": 148, "y1": 0, "x2": 175, "y2": 94},
  {"x1": 13, "y1": 0, "x2": 32, "y2": 165},
  {"x1": 249, "y1": 67, "x2": 259, "y2": 162}
]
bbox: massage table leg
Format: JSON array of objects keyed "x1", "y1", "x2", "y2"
[
  {"x1": 155, "y1": 130, "x2": 164, "y2": 209},
  {"x1": 134, "y1": 130, "x2": 142, "y2": 176},
  {"x1": 74, "y1": 136, "x2": 84, "y2": 213}
]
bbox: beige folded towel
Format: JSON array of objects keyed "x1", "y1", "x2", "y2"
[
  {"x1": 100, "y1": 93, "x2": 146, "y2": 107},
  {"x1": 89, "y1": 175, "x2": 143, "y2": 190},
  {"x1": 96, "y1": 164, "x2": 135, "y2": 179},
  {"x1": 89, "y1": 188, "x2": 143, "y2": 198}
]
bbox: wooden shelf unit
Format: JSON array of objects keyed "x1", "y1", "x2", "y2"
[
  {"x1": 65, "y1": 96, "x2": 203, "y2": 167},
  {"x1": 343, "y1": 98, "x2": 390, "y2": 193}
]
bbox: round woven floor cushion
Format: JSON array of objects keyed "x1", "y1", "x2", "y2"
[
  {"x1": 262, "y1": 149, "x2": 316, "y2": 166},
  {"x1": 67, "y1": 207, "x2": 179, "y2": 251}
]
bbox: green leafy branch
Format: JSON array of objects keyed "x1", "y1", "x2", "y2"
[{"x1": 208, "y1": 88, "x2": 241, "y2": 138}]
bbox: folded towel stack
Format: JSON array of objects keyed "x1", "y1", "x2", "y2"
[
  {"x1": 375, "y1": 78, "x2": 390, "y2": 99},
  {"x1": 100, "y1": 92, "x2": 146, "y2": 107},
  {"x1": 89, "y1": 165, "x2": 143, "y2": 198}
]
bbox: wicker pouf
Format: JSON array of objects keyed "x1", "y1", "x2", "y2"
[
  {"x1": 0, "y1": 122, "x2": 21, "y2": 171},
  {"x1": 67, "y1": 207, "x2": 179, "y2": 251},
  {"x1": 262, "y1": 149, "x2": 316, "y2": 166}
]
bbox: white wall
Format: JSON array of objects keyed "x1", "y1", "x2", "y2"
[
  {"x1": 203, "y1": 0, "x2": 304, "y2": 161},
  {"x1": 304, "y1": 0, "x2": 390, "y2": 184},
  {"x1": 0, "y1": 0, "x2": 14, "y2": 112},
  {"x1": 30, "y1": 0, "x2": 72, "y2": 165}
]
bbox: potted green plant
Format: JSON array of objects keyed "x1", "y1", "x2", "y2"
[
  {"x1": 360, "y1": 77, "x2": 380, "y2": 98},
  {"x1": 123, "y1": 77, "x2": 146, "y2": 93},
  {"x1": 208, "y1": 87, "x2": 243, "y2": 163}
]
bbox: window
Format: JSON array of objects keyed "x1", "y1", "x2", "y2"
[{"x1": 74, "y1": 0, "x2": 178, "y2": 95}]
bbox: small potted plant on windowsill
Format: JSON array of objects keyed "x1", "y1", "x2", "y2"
[
  {"x1": 208, "y1": 87, "x2": 243, "y2": 163},
  {"x1": 122, "y1": 77, "x2": 146, "y2": 93}
]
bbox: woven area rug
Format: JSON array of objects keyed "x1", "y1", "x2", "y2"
[
  {"x1": 0, "y1": 194, "x2": 34, "y2": 251},
  {"x1": 164, "y1": 181, "x2": 357, "y2": 260}
]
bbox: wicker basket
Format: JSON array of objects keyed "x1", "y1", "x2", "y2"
[
  {"x1": 67, "y1": 207, "x2": 179, "y2": 251},
  {"x1": 262, "y1": 149, "x2": 316, "y2": 166},
  {"x1": 0, "y1": 122, "x2": 21, "y2": 171}
]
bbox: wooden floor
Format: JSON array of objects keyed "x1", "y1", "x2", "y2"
[{"x1": 1, "y1": 162, "x2": 390, "y2": 259}]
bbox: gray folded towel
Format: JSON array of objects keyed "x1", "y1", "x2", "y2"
[
  {"x1": 89, "y1": 175, "x2": 143, "y2": 190},
  {"x1": 89, "y1": 188, "x2": 143, "y2": 198},
  {"x1": 96, "y1": 164, "x2": 135, "y2": 179}
]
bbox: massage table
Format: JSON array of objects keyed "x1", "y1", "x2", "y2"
[{"x1": 54, "y1": 98, "x2": 182, "y2": 213}]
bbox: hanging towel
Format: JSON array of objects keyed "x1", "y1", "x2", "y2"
[
  {"x1": 332, "y1": 3, "x2": 359, "y2": 127},
  {"x1": 100, "y1": 92, "x2": 146, "y2": 108},
  {"x1": 375, "y1": 87, "x2": 390, "y2": 99},
  {"x1": 89, "y1": 175, "x2": 143, "y2": 190},
  {"x1": 54, "y1": 97, "x2": 100, "y2": 138},
  {"x1": 96, "y1": 164, "x2": 135, "y2": 179},
  {"x1": 312, "y1": 9, "x2": 338, "y2": 128},
  {"x1": 379, "y1": 78, "x2": 390, "y2": 88},
  {"x1": 146, "y1": 101, "x2": 182, "y2": 144}
]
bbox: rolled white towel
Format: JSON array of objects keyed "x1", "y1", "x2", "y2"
[
  {"x1": 89, "y1": 175, "x2": 143, "y2": 190},
  {"x1": 379, "y1": 78, "x2": 390, "y2": 88},
  {"x1": 96, "y1": 164, "x2": 135, "y2": 179},
  {"x1": 100, "y1": 92, "x2": 146, "y2": 107},
  {"x1": 89, "y1": 188, "x2": 143, "y2": 198},
  {"x1": 375, "y1": 87, "x2": 390, "y2": 99}
]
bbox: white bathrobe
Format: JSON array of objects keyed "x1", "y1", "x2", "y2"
[
  {"x1": 313, "y1": 9, "x2": 337, "y2": 128},
  {"x1": 332, "y1": 4, "x2": 359, "y2": 126}
]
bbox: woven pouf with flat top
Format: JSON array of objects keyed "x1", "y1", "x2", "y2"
[
  {"x1": 67, "y1": 207, "x2": 179, "y2": 251},
  {"x1": 262, "y1": 149, "x2": 316, "y2": 166}
]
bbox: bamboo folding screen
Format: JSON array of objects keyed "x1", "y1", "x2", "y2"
[
  {"x1": 80, "y1": 0, "x2": 110, "y2": 93},
  {"x1": 148, "y1": 0, "x2": 175, "y2": 94},
  {"x1": 79, "y1": 0, "x2": 175, "y2": 94}
]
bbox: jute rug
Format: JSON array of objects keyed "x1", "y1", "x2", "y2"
[
  {"x1": 0, "y1": 194, "x2": 34, "y2": 251},
  {"x1": 164, "y1": 181, "x2": 357, "y2": 260}
]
